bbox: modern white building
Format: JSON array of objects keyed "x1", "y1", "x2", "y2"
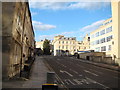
[
  {"x1": 90, "y1": 18, "x2": 113, "y2": 57},
  {"x1": 90, "y1": 1, "x2": 120, "y2": 65}
]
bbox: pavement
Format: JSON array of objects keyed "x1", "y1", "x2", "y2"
[
  {"x1": 2, "y1": 56, "x2": 50, "y2": 89},
  {"x1": 73, "y1": 57, "x2": 120, "y2": 71}
]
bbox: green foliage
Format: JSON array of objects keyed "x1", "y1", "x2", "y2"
[{"x1": 43, "y1": 39, "x2": 51, "y2": 55}]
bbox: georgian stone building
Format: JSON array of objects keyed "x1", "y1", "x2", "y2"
[
  {"x1": 52, "y1": 35, "x2": 90, "y2": 56},
  {"x1": 2, "y1": 2, "x2": 35, "y2": 79}
]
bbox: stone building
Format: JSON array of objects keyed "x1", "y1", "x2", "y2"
[
  {"x1": 76, "y1": 34, "x2": 90, "y2": 51},
  {"x1": 2, "y1": 2, "x2": 35, "y2": 79},
  {"x1": 52, "y1": 35, "x2": 90, "y2": 56},
  {"x1": 36, "y1": 40, "x2": 44, "y2": 50}
]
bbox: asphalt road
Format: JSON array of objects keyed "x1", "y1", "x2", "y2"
[{"x1": 43, "y1": 56, "x2": 120, "y2": 90}]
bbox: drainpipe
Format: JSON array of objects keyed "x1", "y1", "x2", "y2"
[{"x1": 20, "y1": 3, "x2": 27, "y2": 77}]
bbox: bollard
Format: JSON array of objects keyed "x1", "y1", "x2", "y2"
[
  {"x1": 42, "y1": 84, "x2": 58, "y2": 90},
  {"x1": 42, "y1": 72, "x2": 58, "y2": 90},
  {"x1": 47, "y1": 72, "x2": 55, "y2": 84}
]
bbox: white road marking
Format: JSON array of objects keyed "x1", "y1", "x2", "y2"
[
  {"x1": 77, "y1": 64, "x2": 85, "y2": 68},
  {"x1": 86, "y1": 77, "x2": 111, "y2": 90},
  {"x1": 79, "y1": 74, "x2": 83, "y2": 77},
  {"x1": 89, "y1": 69, "x2": 103, "y2": 74},
  {"x1": 73, "y1": 79, "x2": 82, "y2": 85},
  {"x1": 64, "y1": 79, "x2": 70, "y2": 85},
  {"x1": 56, "y1": 62, "x2": 66, "y2": 68},
  {"x1": 61, "y1": 64, "x2": 67, "y2": 68},
  {"x1": 60, "y1": 70, "x2": 73, "y2": 77},
  {"x1": 68, "y1": 79, "x2": 75, "y2": 85},
  {"x1": 69, "y1": 69, "x2": 78, "y2": 74},
  {"x1": 84, "y1": 70, "x2": 98, "y2": 76}
]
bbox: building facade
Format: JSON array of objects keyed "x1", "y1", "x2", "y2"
[
  {"x1": 36, "y1": 40, "x2": 44, "y2": 50},
  {"x1": 77, "y1": 34, "x2": 90, "y2": 51},
  {"x1": 90, "y1": 1, "x2": 120, "y2": 65},
  {"x1": 53, "y1": 35, "x2": 90, "y2": 56},
  {"x1": 2, "y1": 2, "x2": 35, "y2": 79},
  {"x1": 111, "y1": 1, "x2": 120, "y2": 65},
  {"x1": 90, "y1": 18, "x2": 113, "y2": 57}
]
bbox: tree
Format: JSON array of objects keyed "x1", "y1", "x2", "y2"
[{"x1": 43, "y1": 39, "x2": 51, "y2": 55}]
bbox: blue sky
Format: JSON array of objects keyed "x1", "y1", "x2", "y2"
[{"x1": 29, "y1": 1, "x2": 111, "y2": 41}]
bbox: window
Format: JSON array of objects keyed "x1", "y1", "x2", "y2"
[
  {"x1": 100, "y1": 30, "x2": 105, "y2": 35},
  {"x1": 91, "y1": 41, "x2": 95, "y2": 45},
  {"x1": 108, "y1": 45, "x2": 111, "y2": 51},
  {"x1": 66, "y1": 41, "x2": 68, "y2": 44},
  {"x1": 106, "y1": 26, "x2": 112, "y2": 33},
  {"x1": 59, "y1": 46, "x2": 60, "y2": 49},
  {"x1": 66, "y1": 46, "x2": 68, "y2": 49},
  {"x1": 62, "y1": 46, "x2": 64, "y2": 49},
  {"x1": 100, "y1": 38, "x2": 105, "y2": 43},
  {"x1": 62, "y1": 41, "x2": 64, "y2": 44},
  {"x1": 91, "y1": 34, "x2": 94, "y2": 38},
  {"x1": 104, "y1": 21, "x2": 109, "y2": 25},
  {"x1": 73, "y1": 46, "x2": 75, "y2": 49},
  {"x1": 106, "y1": 35, "x2": 113, "y2": 42},
  {"x1": 101, "y1": 46, "x2": 106, "y2": 51},
  {"x1": 96, "y1": 40, "x2": 99, "y2": 44},
  {"x1": 95, "y1": 32, "x2": 99, "y2": 37},
  {"x1": 110, "y1": 20, "x2": 112, "y2": 23},
  {"x1": 95, "y1": 47, "x2": 100, "y2": 52},
  {"x1": 59, "y1": 41, "x2": 60, "y2": 44}
]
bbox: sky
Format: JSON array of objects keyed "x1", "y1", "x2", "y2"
[{"x1": 29, "y1": 1, "x2": 112, "y2": 42}]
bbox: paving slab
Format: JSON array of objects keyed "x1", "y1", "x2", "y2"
[{"x1": 2, "y1": 56, "x2": 49, "y2": 89}]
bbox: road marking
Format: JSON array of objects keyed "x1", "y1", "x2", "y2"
[
  {"x1": 73, "y1": 79, "x2": 82, "y2": 85},
  {"x1": 57, "y1": 59, "x2": 60, "y2": 60},
  {"x1": 85, "y1": 77, "x2": 97, "y2": 84},
  {"x1": 84, "y1": 70, "x2": 98, "y2": 76},
  {"x1": 56, "y1": 62, "x2": 66, "y2": 68},
  {"x1": 89, "y1": 69, "x2": 103, "y2": 74},
  {"x1": 69, "y1": 69, "x2": 78, "y2": 74},
  {"x1": 79, "y1": 74, "x2": 83, "y2": 77},
  {"x1": 86, "y1": 77, "x2": 112, "y2": 90},
  {"x1": 77, "y1": 64, "x2": 85, "y2": 68},
  {"x1": 61, "y1": 64, "x2": 67, "y2": 68},
  {"x1": 60, "y1": 70, "x2": 73, "y2": 77},
  {"x1": 64, "y1": 80, "x2": 70, "y2": 85},
  {"x1": 68, "y1": 79, "x2": 75, "y2": 85}
]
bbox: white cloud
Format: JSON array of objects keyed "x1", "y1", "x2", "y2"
[
  {"x1": 60, "y1": 31, "x2": 74, "y2": 35},
  {"x1": 31, "y1": 12, "x2": 38, "y2": 16},
  {"x1": 37, "y1": 31, "x2": 74, "y2": 41},
  {"x1": 38, "y1": 35, "x2": 54, "y2": 41},
  {"x1": 80, "y1": 19, "x2": 105, "y2": 33},
  {"x1": 32, "y1": 21, "x2": 56, "y2": 31},
  {"x1": 67, "y1": 2, "x2": 110, "y2": 10},
  {"x1": 75, "y1": 19, "x2": 105, "y2": 40},
  {"x1": 29, "y1": 1, "x2": 110, "y2": 10},
  {"x1": 36, "y1": 19, "x2": 105, "y2": 41}
]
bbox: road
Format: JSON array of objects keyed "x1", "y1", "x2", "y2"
[{"x1": 43, "y1": 56, "x2": 120, "y2": 90}]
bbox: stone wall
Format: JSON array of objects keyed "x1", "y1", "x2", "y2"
[
  {"x1": 2, "y1": 2, "x2": 35, "y2": 79},
  {"x1": 79, "y1": 52, "x2": 116, "y2": 65}
]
